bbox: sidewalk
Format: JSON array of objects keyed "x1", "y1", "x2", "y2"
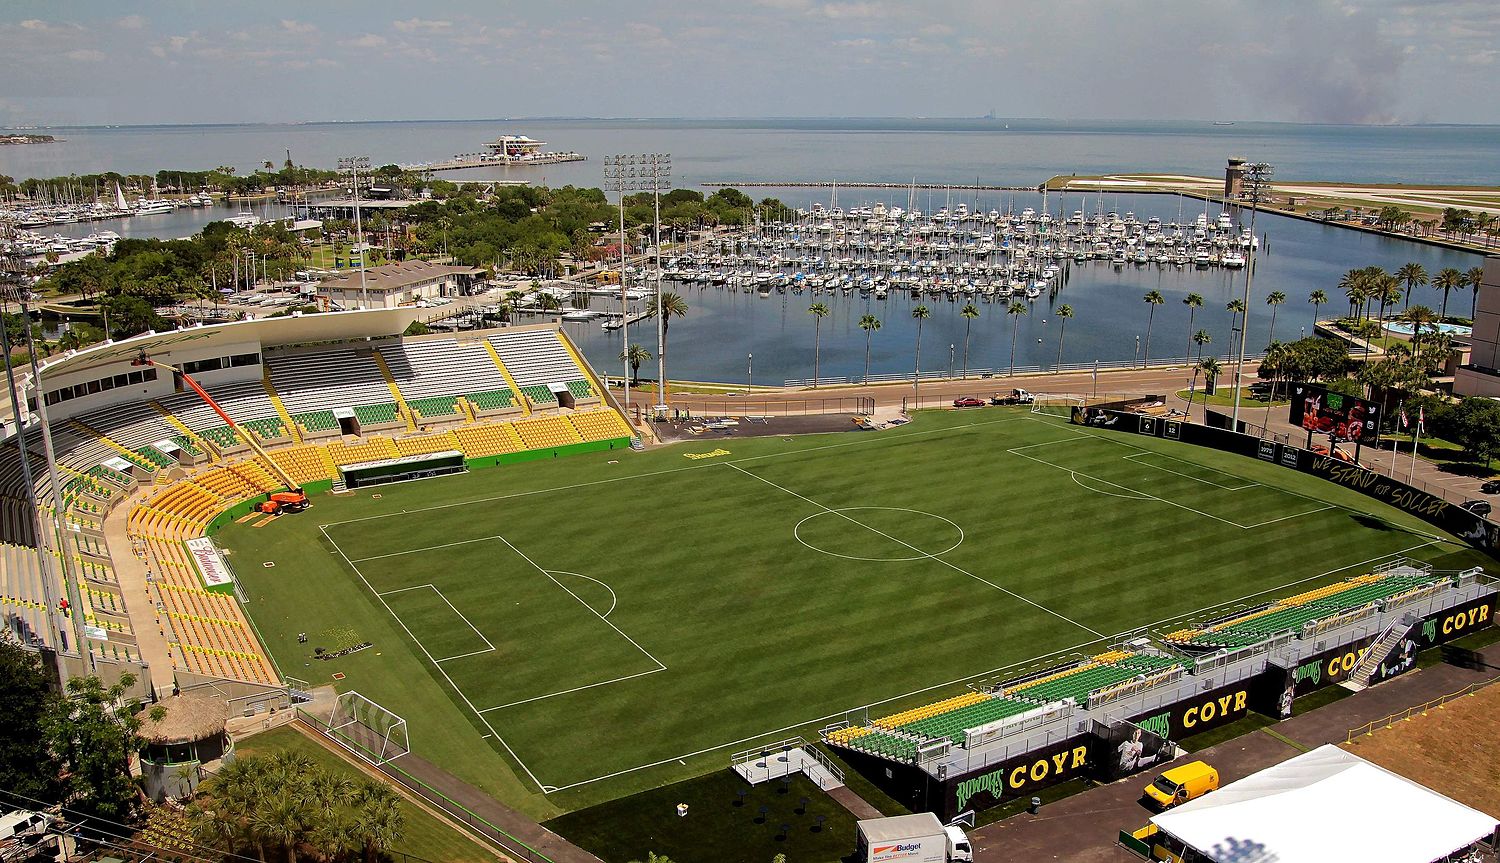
[{"x1": 970, "y1": 643, "x2": 1500, "y2": 862}]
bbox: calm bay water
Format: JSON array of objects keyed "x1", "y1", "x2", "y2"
[{"x1": 5, "y1": 118, "x2": 1491, "y2": 381}]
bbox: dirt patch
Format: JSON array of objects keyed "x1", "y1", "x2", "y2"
[
  {"x1": 654, "y1": 413, "x2": 870, "y2": 441},
  {"x1": 1342, "y1": 680, "x2": 1500, "y2": 817}
]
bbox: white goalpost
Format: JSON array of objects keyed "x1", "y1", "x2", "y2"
[
  {"x1": 1030, "y1": 393, "x2": 1088, "y2": 418},
  {"x1": 326, "y1": 691, "x2": 410, "y2": 765}
]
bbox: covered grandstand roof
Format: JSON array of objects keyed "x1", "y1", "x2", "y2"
[
  {"x1": 1150, "y1": 745, "x2": 1497, "y2": 863},
  {"x1": 24, "y1": 307, "x2": 430, "y2": 387}
]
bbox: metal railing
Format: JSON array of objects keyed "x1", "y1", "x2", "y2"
[
  {"x1": 1345, "y1": 675, "x2": 1500, "y2": 744},
  {"x1": 661, "y1": 396, "x2": 875, "y2": 417},
  {"x1": 784, "y1": 351, "x2": 1265, "y2": 387}
]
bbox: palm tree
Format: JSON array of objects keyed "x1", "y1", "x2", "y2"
[
  {"x1": 646, "y1": 291, "x2": 688, "y2": 401},
  {"x1": 1199, "y1": 356, "x2": 1222, "y2": 394},
  {"x1": 254, "y1": 794, "x2": 303, "y2": 863},
  {"x1": 858, "y1": 314, "x2": 882, "y2": 383},
  {"x1": 1183, "y1": 293, "x2": 1204, "y2": 360},
  {"x1": 1192, "y1": 329, "x2": 1212, "y2": 363},
  {"x1": 1141, "y1": 290, "x2": 1164, "y2": 367},
  {"x1": 1055, "y1": 304, "x2": 1074, "y2": 371},
  {"x1": 1403, "y1": 304, "x2": 1437, "y2": 356},
  {"x1": 1466, "y1": 266, "x2": 1486, "y2": 320},
  {"x1": 1396, "y1": 262, "x2": 1427, "y2": 310},
  {"x1": 353, "y1": 783, "x2": 404, "y2": 863},
  {"x1": 536, "y1": 292, "x2": 562, "y2": 313},
  {"x1": 1434, "y1": 267, "x2": 1463, "y2": 321},
  {"x1": 1340, "y1": 267, "x2": 1366, "y2": 319},
  {"x1": 1264, "y1": 291, "x2": 1286, "y2": 347},
  {"x1": 808, "y1": 302, "x2": 830, "y2": 387},
  {"x1": 959, "y1": 302, "x2": 980, "y2": 378},
  {"x1": 619, "y1": 343, "x2": 651, "y2": 384},
  {"x1": 1309, "y1": 289, "x2": 1328, "y2": 332},
  {"x1": 1226, "y1": 298, "x2": 1246, "y2": 355},
  {"x1": 910, "y1": 305, "x2": 930, "y2": 402},
  {"x1": 1006, "y1": 300, "x2": 1028, "y2": 376}
]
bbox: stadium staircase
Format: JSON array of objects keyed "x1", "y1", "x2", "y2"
[
  {"x1": 152, "y1": 405, "x2": 216, "y2": 462},
  {"x1": 369, "y1": 352, "x2": 418, "y2": 433},
  {"x1": 482, "y1": 341, "x2": 531, "y2": 416},
  {"x1": 1345, "y1": 613, "x2": 1420, "y2": 692},
  {"x1": 263, "y1": 374, "x2": 303, "y2": 444}
]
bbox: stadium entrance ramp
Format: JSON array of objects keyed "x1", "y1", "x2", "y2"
[{"x1": 732, "y1": 737, "x2": 845, "y2": 791}]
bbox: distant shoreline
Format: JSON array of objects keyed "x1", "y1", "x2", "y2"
[{"x1": 0, "y1": 133, "x2": 60, "y2": 145}]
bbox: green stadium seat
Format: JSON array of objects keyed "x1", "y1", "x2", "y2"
[
  {"x1": 197, "y1": 425, "x2": 240, "y2": 449},
  {"x1": 293, "y1": 410, "x2": 338, "y2": 432},
  {"x1": 240, "y1": 417, "x2": 285, "y2": 441},
  {"x1": 170, "y1": 435, "x2": 202, "y2": 455},
  {"x1": 407, "y1": 396, "x2": 459, "y2": 419},
  {"x1": 566, "y1": 379, "x2": 595, "y2": 399},
  {"x1": 353, "y1": 403, "x2": 399, "y2": 426},
  {"x1": 133, "y1": 448, "x2": 174, "y2": 469},
  {"x1": 466, "y1": 389, "x2": 516, "y2": 411},
  {"x1": 521, "y1": 385, "x2": 557, "y2": 405}
]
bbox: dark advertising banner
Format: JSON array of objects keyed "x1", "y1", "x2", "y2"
[
  {"x1": 944, "y1": 737, "x2": 1093, "y2": 819},
  {"x1": 1090, "y1": 719, "x2": 1175, "y2": 783},
  {"x1": 1127, "y1": 680, "x2": 1252, "y2": 742},
  {"x1": 1254, "y1": 634, "x2": 1379, "y2": 719},
  {"x1": 1289, "y1": 384, "x2": 1381, "y2": 443},
  {"x1": 1369, "y1": 594, "x2": 1497, "y2": 686}
]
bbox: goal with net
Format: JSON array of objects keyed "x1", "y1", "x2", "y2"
[{"x1": 325, "y1": 691, "x2": 410, "y2": 765}]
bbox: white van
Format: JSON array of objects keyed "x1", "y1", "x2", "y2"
[{"x1": 0, "y1": 809, "x2": 53, "y2": 842}]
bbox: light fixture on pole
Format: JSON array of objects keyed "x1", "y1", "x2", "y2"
[
  {"x1": 645, "y1": 154, "x2": 671, "y2": 414},
  {"x1": 1231, "y1": 161, "x2": 1273, "y2": 431},
  {"x1": 338, "y1": 156, "x2": 371, "y2": 309},
  {"x1": 747, "y1": 353, "x2": 753, "y2": 395}
]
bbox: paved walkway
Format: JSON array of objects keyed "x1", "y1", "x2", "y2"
[
  {"x1": 970, "y1": 643, "x2": 1500, "y2": 862},
  {"x1": 827, "y1": 785, "x2": 884, "y2": 820},
  {"x1": 102, "y1": 483, "x2": 177, "y2": 698}
]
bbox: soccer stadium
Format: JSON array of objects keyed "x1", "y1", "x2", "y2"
[{"x1": 4, "y1": 298, "x2": 1499, "y2": 863}]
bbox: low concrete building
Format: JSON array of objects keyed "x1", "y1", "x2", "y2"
[
  {"x1": 1452, "y1": 256, "x2": 1500, "y2": 398},
  {"x1": 316, "y1": 259, "x2": 486, "y2": 310}
]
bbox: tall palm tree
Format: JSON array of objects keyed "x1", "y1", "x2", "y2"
[
  {"x1": 858, "y1": 314, "x2": 881, "y2": 383},
  {"x1": 646, "y1": 291, "x2": 688, "y2": 402},
  {"x1": 959, "y1": 302, "x2": 980, "y2": 378},
  {"x1": 1466, "y1": 266, "x2": 1486, "y2": 320},
  {"x1": 1434, "y1": 267, "x2": 1463, "y2": 321},
  {"x1": 1199, "y1": 356, "x2": 1222, "y2": 394},
  {"x1": 619, "y1": 344, "x2": 651, "y2": 384},
  {"x1": 254, "y1": 794, "x2": 303, "y2": 863},
  {"x1": 1226, "y1": 298, "x2": 1246, "y2": 355},
  {"x1": 1264, "y1": 291, "x2": 1287, "y2": 347},
  {"x1": 1006, "y1": 300, "x2": 1028, "y2": 376},
  {"x1": 1403, "y1": 304, "x2": 1437, "y2": 357},
  {"x1": 1193, "y1": 329, "x2": 1212, "y2": 363},
  {"x1": 1141, "y1": 290, "x2": 1164, "y2": 367},
  {"x1": 536, "y1": 292, "x2": 562, "y2": 313},
  {"x1": 354, "y1": 783, "x2": 405, "y2": 863},
  {"x1": 1055, "y1": 304, "x2": 1074, "y2": 371},
  {"x1": 1396, "y1": 262, "x2": 1427, "y2": 310},
  {"x1": 911, "y1": 305, "x2": 930, "y2": 402},
  {"x1": 1183, "y1": 293, "x2": 1204, "y2": 360},
  {"x1": 808, "y1": 302, "x2": 830, "y2": 387},
  {"x1": 1339, "y1": 267, "x2": 1366, "y2": 319},
  {"x1": 1309, "y1": 289, "x2": 1328, "y2": 332}
]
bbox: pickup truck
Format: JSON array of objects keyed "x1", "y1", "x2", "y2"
[{"x1": 990, "y1": 389, "x2": 1035, "y2": 406}]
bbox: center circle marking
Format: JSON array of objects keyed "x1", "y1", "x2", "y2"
[{"x1": 793, "y1": 506, "x2": 964, "y2": 562}]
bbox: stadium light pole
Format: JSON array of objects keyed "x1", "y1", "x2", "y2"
[
  {"x1": 645, "y1": 154, "x2": 671, "y2": 413},
  {"x1": 1, "y1": 241, "x2": 87, "y2": 680},
  {"x1": 604, "y1": 154, "x2": 644, "y2": 415},
  {"x1": 1231, "y1": 161, "x2": 1273, "y2": 432},
  {"x1": 338, "y1": 156, "x2": 371, "y2": 309}
]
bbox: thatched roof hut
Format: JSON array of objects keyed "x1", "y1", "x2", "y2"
[{"x1": 137, "y1": 695, "x2": 230, "y2": 745}]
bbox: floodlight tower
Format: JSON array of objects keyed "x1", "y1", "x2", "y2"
[
  {"x1": 1, "y1": 236, "x2": 87, "y2": 682},
  {"x1": 603, "y1": 155, "x2": 640, "y2": 413},
  {"x1": 1230, "y1": 161, "x2": 1273, "y2": 432},
  {"x1": 338, "y1": 156, "x2": 371, "y2": 309},
  {"x1": 644, "y1": 154, "x2": 671, "y2": 411}
]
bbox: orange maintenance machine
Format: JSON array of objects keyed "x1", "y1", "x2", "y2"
[{"x1": 131, "y1": 350, "x2": 309, "y2": 515}]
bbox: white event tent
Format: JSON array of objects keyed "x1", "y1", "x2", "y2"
[{"x1": 1151, "y1": 745, "x2": 1497, "y2": 863}]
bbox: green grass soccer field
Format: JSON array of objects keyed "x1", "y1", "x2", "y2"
[{"x1": 219, "y1": 408, "x2": 1488, "y2": 817}]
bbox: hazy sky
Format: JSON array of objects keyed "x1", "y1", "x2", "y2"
[{"x1": 2, "y1": 0, "x2": 1496, "y2": 126}]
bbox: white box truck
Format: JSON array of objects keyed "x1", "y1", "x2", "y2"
[{"x1": 856, "y1": 813, "x2": 973, "y2": 863}]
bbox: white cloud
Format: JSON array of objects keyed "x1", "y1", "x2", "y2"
[
  {"x1": 118, "y1": 15, "x2": 146, "y2": 30},
  {"x1": 393, "y1": 18, "x2": 453, "y2": 34},
  {"x1": 345, "y1": 33, "x2": 388, "y2": 49},
  {"x1": 64, "y1": 49, "x2": 105, "y2": 62},
  {"x1": 280, "y1": 19, "x2": 316, "y2": 35}
]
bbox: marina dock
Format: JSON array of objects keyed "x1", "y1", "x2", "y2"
[
  {"x1": 700, "y1": 181, "x2": 1040, "y2": 192},
  {"x1": 405, "y1": 152, "x2": 587, "y2": 172}
]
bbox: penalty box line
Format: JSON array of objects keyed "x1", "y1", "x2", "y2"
[
  {"x1": 319, "y1": 525, "x2": 551, "y2": 793},
  {"x1": 721, "y1": 462, "x2": 1105, "y2": 638},
  {"x1": 376, "y1": 584, "x2": 496, "y2": 663}
]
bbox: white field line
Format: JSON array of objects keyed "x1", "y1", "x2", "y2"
[
  {"x1": 1122, "y1": 451, "x2": 1258, "y2": 490},
  {"x1": 1009, "y1": 445, "x2": 1249, "y2": 529},
  {"x1": 318, "y1": 525, "x2": 550, "y2": 792},
  {"x1": 1238, "y1": 506, "x2": 1337, "y2": 529},
  {"x1": 1069, "y1": 472, "x2": 1152, "y2": 499},
  {"x1": 377, "y1": 583, "x2": 497, "y2": 659},
  {"x1": 722, "y1": 462, "x2": 1105, "y2": 638},
  {"x1": 550, "y1": 570, "x2": 619, "y2": 618},
  {"x1": 479, "y1": 668, "x2": 666, "y2": 712}
]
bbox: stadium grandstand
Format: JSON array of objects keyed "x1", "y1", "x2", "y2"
[
  {"x1": 0, "y1": 307, "x2": 634, "y2": 697},
  {"x1": 822, "y1": 561, "x2": 1493, "y2": 817}
]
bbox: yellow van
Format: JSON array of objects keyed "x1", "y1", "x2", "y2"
[{"x1": 1144, "y1": 761, "x2": 1219, "y2": 809}]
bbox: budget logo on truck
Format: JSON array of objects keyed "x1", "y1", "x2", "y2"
[{"x1": 871, "y1": 843, "x2": 926, "y2": 862}]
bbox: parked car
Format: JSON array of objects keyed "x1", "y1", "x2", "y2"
[
  {"x1": 1143, "y1": 761, "x2": 1219, "y2": 810},
  {"x1": 1461, "y1": 500, "x2": 1493, "y2": 517},
  {"x1": 953, "y1": 396, "x2": 986, "y2": 408},
  {"x1": 1481, "y1": 480, "x2": 1500, "y2": 495}
]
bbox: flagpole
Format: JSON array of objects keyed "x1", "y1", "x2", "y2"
[{"x1": 1408, "y1": 411, "x2": 1421, "y2": 484}]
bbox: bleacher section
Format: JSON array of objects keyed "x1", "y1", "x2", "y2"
[
  {"x1": 1163, "y1": 572, "x2": 1444, "y2": 650},
  {"x1": 569, "y1": 409, "x2": 632, "y2": 442},
  {"x1": 292, "y1": 410, "x2": 338, "y2": 433},
  {"x1": 488, "y1": 330, "x2": 595, "y2": 406},
  {"x1": 453, "y1": 423, "x2": 524, "y2": 457},
  {"x1": 265, "y1": 349, "x2": 393, "y2": 415},
  {"x1": 513, "y1": 415, "x2": 583, "y2": 450},
  {"x1": 157, "y1": 381, "x2": 282, "y2": 443},
  {"x1": 467, "y1": 389, "x2": 516, "y2": 412},
  {"x1": 380, "y1": 340, "x2": 509, "y2": 410}
]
